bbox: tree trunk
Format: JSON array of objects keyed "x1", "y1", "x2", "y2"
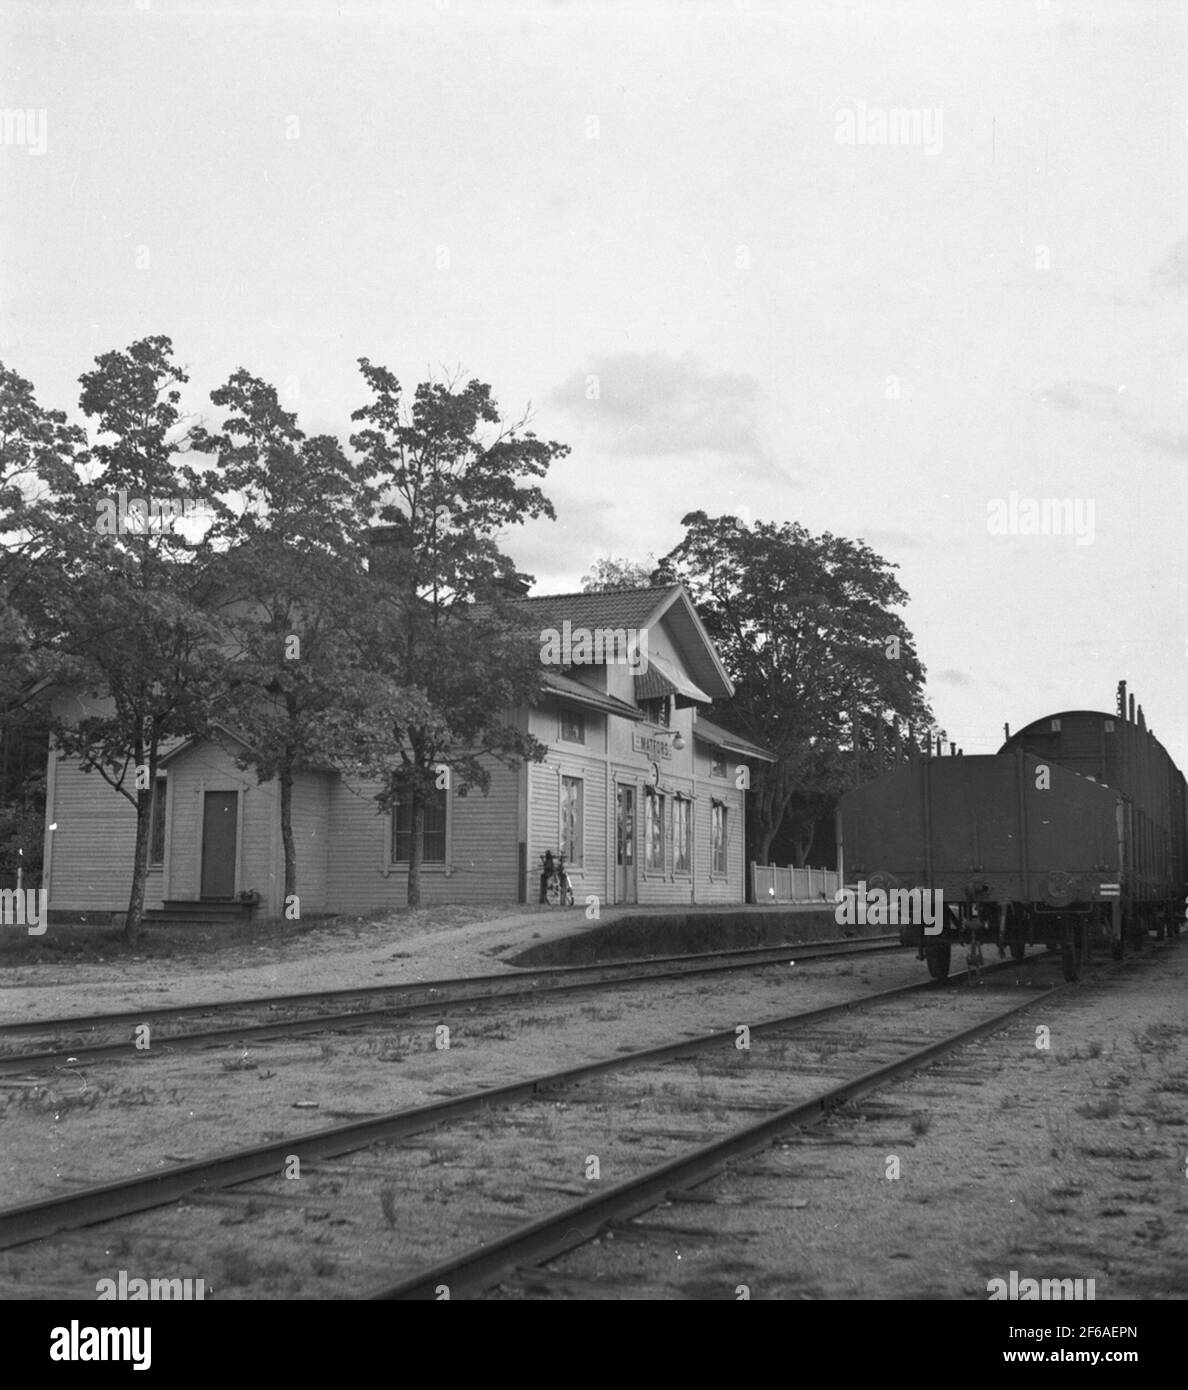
[
  {"x1": 124, "y1": 781, "x2": 153, "y2": 944},
  {"x1": 754, "y1": 823, "x2": 776, "y2": 866},
  {"x1": 406, "y1": 785, "x2": 424, "y2": 908},
  {"x1": 280, "y1": 762, "x2": 296, "y2": 909}
]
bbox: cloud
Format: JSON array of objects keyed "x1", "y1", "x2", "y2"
[
  {"x1": 1151, "y1": 237, "x2": 1188, "y2": 295},
  {"x1": 1039, "y1": 379, "x2": 1129, "y2": 416},
  {"x1": 1038, "y1": 378, "x2": 1188, "y2": 460},
  {"x1": 934, "y1": 669, "x2": 971, "y2": 685},
  {"x1": 859, "y1": 527, "x2": 923, "y2": 552},
  {"x1": 548, "y1": 351, "x2": 783, "y2": 476}
]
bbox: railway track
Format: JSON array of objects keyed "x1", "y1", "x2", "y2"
[
  {"x1": 376, "y1": 982, "x2": 1065, "y2": 1299},
  {"x1": 0, "y1": 935, "x2": 901, "y2": 1076},
  {"x1": 0, "y1": 948, "x2": 1057, "y2": 1297}
]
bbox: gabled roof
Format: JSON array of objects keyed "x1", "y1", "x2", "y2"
[
  {"x1": 158, "y1": 722, "x2": 342, "y2": 774},
  {"x1": 510, "y1": 584, "x2": 734, "y2": 702},
  {"x1": 158, "y1": 723, "x2": 255, "y2": 768},
  {"x1": 693, "y1": 715, "x2": 776, "y2": 763},
  {"x1": 514, "y1": 586, "x2": 672, "y2": 631}
]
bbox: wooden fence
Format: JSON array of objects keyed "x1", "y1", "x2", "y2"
[{"x1": 750, "y1": 863, "x2": 840, "y2": 904}]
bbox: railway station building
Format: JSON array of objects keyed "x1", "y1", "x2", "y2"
[{"x1": 40, "y1": 584, "x2": 773, "y2": 922}]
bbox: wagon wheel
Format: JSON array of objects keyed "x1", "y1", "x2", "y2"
[
  {"x1": 1000, "y1": 904, "x2": 1025, "y2": 960},
  {"x1": 924, "y1": 940, "x2": 951, "y2": 981}
]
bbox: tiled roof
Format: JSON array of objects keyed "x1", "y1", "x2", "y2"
[
  {"x1": 510, "y1": 586, "x2": 675, "y2": 630},
  {"x1": 475, "y1": 583, "x2": 733, "y2": 702}
]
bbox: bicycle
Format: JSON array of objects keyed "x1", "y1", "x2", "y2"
[{"x1": 540, "y1": 850, "x2": 575, "y2": 907}]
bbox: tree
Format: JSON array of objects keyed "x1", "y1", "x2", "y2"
[
  {"x1": 659, "y1": 511, "x2": 940, "y2": 865},
  {"x1": 348, "y1": 362, "x2": 567, "y2": 906},
  {"x1": 0, "y1": 362, "x2": 85, "y2": 719},
  {"x1": 187, "y1": 370, "x2": 383, "y2": 915},
  {"x1": 36, "y1": 337, "x2": 223, "y2": 942},
  {"x1": 580, "y1": 555, "x2": 662, "y2": 591}
]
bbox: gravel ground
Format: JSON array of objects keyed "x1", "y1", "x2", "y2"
[
  {"x1": 487, "y1": 938, "x2": 1188, "y2": 1300},
  {"x1": 0, "y1": 906, "x2": 577, "y2": 1027},
  {"x1": 3, "y1": 914, "x2": 1182, "y2": 1301},
  {"x1": 0, "y1": 902, "x2": 847, "y2": 1028}
]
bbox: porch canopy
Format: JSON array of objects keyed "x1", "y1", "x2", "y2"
[{"x1": 634, "y1": 646, "x2": 714, "y2": 705}]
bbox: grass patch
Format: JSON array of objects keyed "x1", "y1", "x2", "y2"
[
  {"x1": 1077, "y1": 1095, "x2": 1121, "y2": 1120},
  {"x1": 379, "y1": 1187, "x2": 400, "y2": 1227}
]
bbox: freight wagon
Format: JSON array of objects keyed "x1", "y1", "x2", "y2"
[{"x1": 837, "y1": 688, "x2": 1186, "y2": 983}]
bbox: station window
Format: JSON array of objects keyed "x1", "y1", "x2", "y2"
[
  {"x1": 645, "y1": 790, "x2": 666, "y2": 870},
  {"x1": 642, "y1": 697, "x2": 670, "y2": 727},
  {"x1": 561, "y1": 776, "x2": 584, "y2": 867},
  {"x1": 673, "y1": 796, "x2": 691, "y2": 873},
  {"x1": 559, "y1": 708, "x2": 586, "y2": 744},
  {"x1": 391, "y1": 786, "x2": 448, "y2": 864},
  {"x1": 711, "y1": 802, "x2": 727, "y2": 876}
]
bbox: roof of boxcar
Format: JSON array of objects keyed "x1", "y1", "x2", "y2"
[{"x1": 1000, "y1": 709, "x2": 1185, "y2": 781}]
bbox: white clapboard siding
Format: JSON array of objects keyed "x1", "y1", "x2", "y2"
[
  {"x1": 327, "y1": 757, "x2": 522, "y2": 911},
  {"x1": 529, "y1": 755, "x2": 608, "y2": 901},
  {"x1": 285, "y1": 774, "x2": 332, "y2": 915},
  {"x1": 691, "y1": 783, "x2": 746, "y2": 903},
  {"x1": 164, "y1": 742, "x2": 270, "y2": 903},
  {"x1": 47, "y1": 757, "x2": 144, "y2": 910}
]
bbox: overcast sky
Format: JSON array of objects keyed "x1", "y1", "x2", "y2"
[{"x1": 4, "y1": 0, "x2": 1187, "y2": 762}]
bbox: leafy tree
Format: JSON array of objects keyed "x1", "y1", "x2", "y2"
[
  {"x1": 580, "y1": 555, "x2": 662, "y2": 591},
  {"x1": 36, "y1": 337, "x2": 223, "y2": 941},
  {"x1": 0, "y1": 363, "x2": 85, "y2": 720},
  {"x1": 348, "y1": 362, "x2": 567, "y2": 905},
  {"x1": 659, "y1": 510, "x2": 940, "y2": 866},
  {"x1": 0, "y1": 769, "x2": 45, "y2": 881},
  {"x1": 187, "y1": 370, "x2": 384, "y2": 914}
]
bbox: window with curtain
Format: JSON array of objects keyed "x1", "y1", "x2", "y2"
[
  {"x1": 645, "y1": 790, "x2": 665, "y2": 870},
  {"x1": 561, "y1": 775, "x2": 583, "y2": 865},
  {"x1": 711, "y1": 802, "x2": 727, "y2": 875},
  {"x1": 673, "y1": 796, "x2": 691, "y2": 872}
]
